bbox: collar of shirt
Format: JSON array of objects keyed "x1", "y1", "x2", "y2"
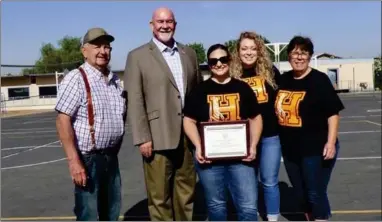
[
  {"x1": 83, "y1": 62, "x2": 114, "y2": 84},
  {"x1": 152, "y1": 37, "x2": 178, "y2": 54}
]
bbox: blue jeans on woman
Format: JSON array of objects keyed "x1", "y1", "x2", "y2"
[
  {"x1": 195, "y1": 159, "x2": 258, "y2": 221},
  {"x1": 283, "y1": 140, "x2": 339, "y2": 220},
  {"x1": 257, "y1": 135, "x2": 282, "y2": 221}
]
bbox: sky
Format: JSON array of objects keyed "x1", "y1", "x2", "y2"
[{"x1": 1, "y1": 1, "x2": 381, "y2": 74}]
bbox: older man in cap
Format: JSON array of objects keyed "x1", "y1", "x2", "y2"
[{"x1": 55, "y1": 27, "x2": 127, "y2": 221}]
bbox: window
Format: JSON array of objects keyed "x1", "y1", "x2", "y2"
[
  {"x1": 39, "y1": 86, "x2": 57, "y2": 98},
  {"x1": 8, "y1": 87, "x2": 30, "y2": 100}
]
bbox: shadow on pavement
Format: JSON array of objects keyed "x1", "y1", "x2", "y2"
[{"x1": 123, "y1": 181, "x2": 308, "y2": 221}]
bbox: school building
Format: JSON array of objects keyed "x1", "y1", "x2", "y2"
[{"x1": 0, "y1": 55, "x2": 377, "y2": 111}]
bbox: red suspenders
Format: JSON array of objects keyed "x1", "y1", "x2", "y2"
[{"x1": 78, "y1": 67, "x2": 96, "y2": 148}]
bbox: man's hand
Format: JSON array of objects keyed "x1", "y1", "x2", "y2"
[
  {"x1": 242, "y1": 144, "x2": 257, "y2": 162},
  {"x1": 68, "y1": 158, "x2": 87, "y2": 187},
  {"x1": 140, "y1": 141, "x2": 153, "y2": 158},
  {"x1": 323, "y1": 142, "x2": 336, "y2": 160}
]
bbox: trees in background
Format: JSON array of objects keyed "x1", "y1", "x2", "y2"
[
  {"x1": 22, "y1": 36, "x2": 83, "y2": 74},
  {"x1": 186, "y1": 34, "x2": 288, "y2": 66},
  {"x1": 21, "y1": 34, "x2": 288, "y2": 75},
  {"x1": 186, "y1": 42, "x2": 207, "y2": 64}
]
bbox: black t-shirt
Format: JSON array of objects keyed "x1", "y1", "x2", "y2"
[
  {"x1": 240, "y1": 66, "x2": 281, "y2": 137},
  {"x1": 276, "y1": 68, "x2": 345, "y2": 156},
  {"x1": 184, "y1": 78, "x2": 261, "y2": 123}
]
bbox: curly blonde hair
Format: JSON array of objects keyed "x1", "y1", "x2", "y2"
[{"x1": 230, "y1": 31, "x2": 277, "y2": 89}]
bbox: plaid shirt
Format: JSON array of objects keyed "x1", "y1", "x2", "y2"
[
  {"x1": 152, "y1": 37, "x2": 185, "y2": 107},
  {"x1": 55, "y1": 62, "x2": 126, "y2": 154}
]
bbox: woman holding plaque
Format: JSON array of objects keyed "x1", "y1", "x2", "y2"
[
  {"x1": 183, "y1": 43, "x2": 263, "y2": 221},
  {"x1": 276, "y1": 36, "x2": 344, "y2": 221},
  {"x1": 230, "y1": 31, "x2": 282, "y2": 221}
]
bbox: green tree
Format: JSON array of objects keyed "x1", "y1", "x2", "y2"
[
  {"x1": 224, "y1": 40, "x2": 237, "y2": 54},
  {"x1": 187, "y1": 42, "x2": 206, "y2": 64},
  {"x1": 22, "y1": 36, "x2": 84, "y2": 74}
]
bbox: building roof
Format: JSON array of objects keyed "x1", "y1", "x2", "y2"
[{"x1": 314, "y1": 52, "x2": 342, "y2": 59}]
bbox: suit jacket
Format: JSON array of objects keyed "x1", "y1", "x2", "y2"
[{"x1": 124, "y1": 39, "x2": 202, "y2": 151}]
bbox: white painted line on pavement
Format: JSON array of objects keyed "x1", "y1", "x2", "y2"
[
  {"x1": 363, "y1": 120, "x2": 382, "y2": 126},
  {"x1": 1, "y1": 141, "x2": 60, "y2": 159},
  {"x1": 367, "y1": 109, "x2": 382, "y2": 113},
  {"x1": 339, "y1": 130, "x2": 381, "y2": 134},
  {"x1": 2, "y1": 145, "x2": 62, "y2": 151},
  {"x1": 341, "y1": 120, "x2": 364, "y2": 123},
  {"x1": 22, "y1": 117, "x2": 55, "y2": 124},
  {"x1": 1, "y1": 158, "x2": 67, "y2": 170},
  {"x1": 337, "y1": 156, "x2": 381, "y2": 160},
  {"x1": 1, "y1": 130, "x2": 56, "y2": 135},
  {"x1": 1, "y1": 127, "x2": 56, "y2": 132},
  {"x1": 341, "y1": 115, "x2": 367, "y2": 119},
  {"x1": 280, "y1": 156, "x2": 381, "y2": 162},
  {"x1": 340, "y1": 115, "x2": 381, "y2": 119}
]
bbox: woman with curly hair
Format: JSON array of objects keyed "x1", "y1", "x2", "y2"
[{"x1": 230, "y1": 31, "x2": 282, "y2": 221}]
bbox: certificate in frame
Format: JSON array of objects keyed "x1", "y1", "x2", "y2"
[{"x1": 199, "y1": 120, "x2": 250, "y2": 161}]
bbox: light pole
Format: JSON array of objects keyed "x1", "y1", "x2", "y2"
[
  {"x1": 55, "y1": 69, "x2": 69, "y2": 94},
  {"x1": 265, "y1": 42, "x2": 288, "y2": 70}
]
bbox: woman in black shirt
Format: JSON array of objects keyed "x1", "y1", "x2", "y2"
[
  {"x1": 230, "y1": 31, "x2": 282, "y2": 221},
  {"x1": 183, "y1": 44, "x2": 263, "y2": 221},
  {"x1": 276, "y1": 36, "x2": 345, "y2": 221}
]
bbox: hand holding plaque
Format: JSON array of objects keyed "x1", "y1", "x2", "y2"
[{"x1": 199, "y1": 120, "x2": 250, "y2": 161}]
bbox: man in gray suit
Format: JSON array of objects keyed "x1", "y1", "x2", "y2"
[{"x1": 124, "y1": 7, "x2": 202, "y2": 221}]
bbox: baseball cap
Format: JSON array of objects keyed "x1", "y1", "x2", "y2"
[{"x1": 82, "y1": 27, "x2": 115, "y2": 45}]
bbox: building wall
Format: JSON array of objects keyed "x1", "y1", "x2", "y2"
[
  {"x1": 37, "y1": 76, "x2": 57, "y2": 85},
  {"x1": 1, "y1": 76, "x2": 30, "y2": 87},
  {"x1": 1, "y1": 75, "x2": 57, "y2": 100},
  {"x1": 278, "y1": 58, "x2": 375, "y2": 91},
  {"x1": 1, "y1": 77, "x2": 31, "y2": 100}
]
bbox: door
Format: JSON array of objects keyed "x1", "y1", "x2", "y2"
[{"x1": 327, "y1": 69, "x2": 338, "y2": 89}]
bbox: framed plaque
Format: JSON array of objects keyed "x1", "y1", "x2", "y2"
[{"x1": 199, "y1": 120, "x2": 250, "y2": 161}]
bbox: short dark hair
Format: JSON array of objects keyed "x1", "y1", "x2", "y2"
[
  {"x1": 207, "y1": 43, "x2": 230, "y2": 59},
  {"x1": 287, "y1": 36, "x2": 314, "y2": 56}
]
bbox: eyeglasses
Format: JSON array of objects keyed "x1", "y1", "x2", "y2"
[
  {"x1": 290, "y1": 52, "x2": 310, "y2": 59},
  {"x1": 208, "y1": 56, "x2": 230, "y2": 66}
]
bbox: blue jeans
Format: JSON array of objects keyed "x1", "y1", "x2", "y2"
[
  {"x1": 74, "y1": 152, "x2": 121, "y2": 221},
  {"x1": 283, "y1": 141, "x2": 339, "y2": 220},
  {"x1": 195, "y1": 160, "x2": 258, "y2": 221},
  {"x1": 258, "y1": 135, "x2": 281, "y2": 219}
]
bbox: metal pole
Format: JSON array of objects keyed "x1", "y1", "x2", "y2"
[
  {"x1": 314, "y1": 56, "x2": 318, "y2": 69},
  {"x1": 266, "y1": 42, "x2": 288, "y2": 70},
  {"x1": 353, "y1": 67, "x2": 355, "y2": 92},
  {"x1": 55, "y1": 71, "x2": 59, "y2": 93},
  {"x1": 277, "y1": 43, "x2": 281, "y2": 70}
]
